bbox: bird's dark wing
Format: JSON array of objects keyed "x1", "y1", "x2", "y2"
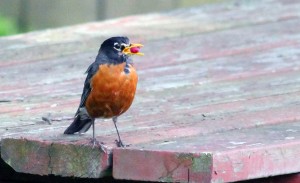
[
  {"x1": 75, "y1": 61, "x2": 100, "y2": 115},
  {"x1": 64, "y1": 62, "x2": 99, "y2": 134}
]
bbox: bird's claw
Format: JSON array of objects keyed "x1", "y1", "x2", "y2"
[
  {"x1": 90, "y1": 138, "x2": 100, "y2": 148},
  {"x1": 115, "y1": 139, "x2": 130, "y2": 147},
  {"x1": 115, "y1": 139, "x2": 124, "y2": 147},
  {"x1": 89, "y1": 138, "x2": 108, "y2": 153}
]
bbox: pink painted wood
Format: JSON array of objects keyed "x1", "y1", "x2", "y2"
[{"x1": 1, "y1": 0, "x2": 300, "y2": 182}]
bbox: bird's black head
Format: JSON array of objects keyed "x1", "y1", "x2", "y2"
[{"x1": 97, "y1": 36, "x2": 143, "y2": 64}]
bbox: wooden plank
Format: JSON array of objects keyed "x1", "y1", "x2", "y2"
[
  {"x1": 1, "y1": 0, "x2": 300, "y2": 182},
  {"x1": 0, "y1": 0, "x2": 300, "y2": 63},
  {"x1": 1, "y1": 138, "x2": 112, "y2": 178},
  {"x1": 113, "y1": 122, "x2": 300, "y2": 182}
]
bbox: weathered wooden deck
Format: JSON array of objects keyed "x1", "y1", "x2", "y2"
[{"x1": 1, "y1": 0, "x2": 300, "y2": 182}]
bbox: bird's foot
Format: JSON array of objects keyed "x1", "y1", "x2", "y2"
[
  {"x1": 90, "y1": 138, "x2": 100, "y2": 148},
  {"x1": 89, "y1": 138, "x2": 108, "y2": 153},
  {"x1": 115, "y1": 139, "x2": 130, "y2": 147}
]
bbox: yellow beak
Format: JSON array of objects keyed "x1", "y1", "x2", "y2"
[{"x1": 122, "y1": 43, "x2": 144, "y2": 56}]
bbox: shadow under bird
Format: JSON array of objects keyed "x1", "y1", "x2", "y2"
[{"x1": 64, "y1": 37, "x2": 143, "y2": 147}]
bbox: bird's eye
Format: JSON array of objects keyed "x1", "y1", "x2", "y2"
[
  {"x1": 120, "y1": 43, "x2": 128, "y2": 51},
  {"x1": 121, "y1": 45, "x2": 125, "y2": 50},
  {"x1": 114, "y1": 42, "x2": 121, "y2": 50}
]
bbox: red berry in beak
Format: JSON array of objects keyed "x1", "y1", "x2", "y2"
[{"x1": 130, "y1": 47, "x2": 140, "y2": 53}]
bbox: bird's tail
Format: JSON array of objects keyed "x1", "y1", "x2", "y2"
[{"x1": 64, "y1": 112, "x2": 93, "y2": 134}]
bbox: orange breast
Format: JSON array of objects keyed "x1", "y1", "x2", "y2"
[{"x1": 85, "y1": 63, "x2": 138, "y2": 118}]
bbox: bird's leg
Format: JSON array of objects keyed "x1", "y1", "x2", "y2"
[
  {"x1": 88, "y1": 119, "x2": 108, "y2": 152},
  {"x1": 90, "y1": 119, "x2": 98, "y2": 147},
  {"x1": 113, "y1": 117, "x2": 125, "y2": 147}
]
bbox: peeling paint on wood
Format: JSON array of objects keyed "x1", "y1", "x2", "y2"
[
  {"x1": 1, "y1": 0, "x2": 300, "y2": 182},
  {"x1": 113, "y1": 150, "x2": 213, "y2": 183},
  {"x1": 1, "y1": 138, "x2": 112, "y2": 178}
]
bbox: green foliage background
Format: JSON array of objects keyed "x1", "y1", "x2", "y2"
[{"x1": 0, "y1": 15, "x2": 19, "y2": 36}]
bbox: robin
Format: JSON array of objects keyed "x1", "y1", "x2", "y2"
[{"x1": 64, "y1": 37, "x2": 143, "y2": 147}]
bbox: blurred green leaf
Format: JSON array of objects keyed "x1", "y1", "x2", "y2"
[{"x1": 0, "y1": 15, "x2": 19, "y2": 36}]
